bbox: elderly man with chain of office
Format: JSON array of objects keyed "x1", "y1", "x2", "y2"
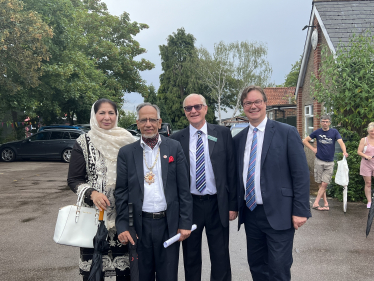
[{"x1": 115, "y1": 103, "x2": 193, "y2": 281}]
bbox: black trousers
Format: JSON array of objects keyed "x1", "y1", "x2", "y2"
[
  {"x1": 243, "y1": 205, "x2": 295, "y2": 281},
  {"x1": 182, "y1": 195, "x2": 231, "y2": 281},
  {"x1": 138, "y1": 216, "x2": 179, "y2": 281}
]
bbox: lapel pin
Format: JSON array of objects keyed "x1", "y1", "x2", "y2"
[{"x1": 163, "y1": 155, "x2": 167, "y2": 158}]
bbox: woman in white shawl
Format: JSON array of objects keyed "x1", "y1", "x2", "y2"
[{"x1": 68, "y1": 99, "x2": 135, "y2": 281}]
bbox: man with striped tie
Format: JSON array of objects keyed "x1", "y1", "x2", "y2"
[
  {"x1": 170, "y1": 93, "x2": 237, "y2": 281},
  {"x1": 233, "y1": 86, "x2": 311, "y2": 281}
]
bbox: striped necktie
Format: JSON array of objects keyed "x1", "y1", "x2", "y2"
[
  {"x1": 246, "y1": 128, "x2": 258, "y2": 211},
  {"x1": 196, "y1": 130, "x2": 206, "y2": 192}
]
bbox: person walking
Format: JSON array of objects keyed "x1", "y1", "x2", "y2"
[
  {"x1": 233, "y1": 85, "x2": 311, "y2": 281},
  {"x1": 303, "y1": 115, "x2": 348, "y2": 211},
  {"x1": 67, "y1": 98, "x2": 135, "y2": 281},
  {"x1": 357, "y1": 122, "x2": 374, "y2": 208},
  {"x1": 115, "y1": 103, "x2": 193, "y2": 281},
  {"x1": 170, "y1": 93, "x2": 237, "y2": 281}
]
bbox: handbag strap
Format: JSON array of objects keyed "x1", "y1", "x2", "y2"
[{"x1": 76, "y1": 185, "x2": 91, "y2": 207}]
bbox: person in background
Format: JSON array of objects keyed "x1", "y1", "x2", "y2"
[
  {"x1": 357, "y1": 122, "x2": 374, "y2": 208},
  {"x1": 303, "y1": 115, "x2": 348, "y2": 211},
  {"x1": 67, "y1": 98, "x2": 135, "y2": 281}
]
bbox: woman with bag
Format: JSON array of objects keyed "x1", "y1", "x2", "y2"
[
  {"x1": 67, "y1": 99, "x2": 135, "y2": 280},
  {"x1": 357, "y1": 122, "x2": 374, "y2": 209}
]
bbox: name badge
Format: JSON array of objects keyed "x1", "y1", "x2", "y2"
[{"x1": 207, "y1": 135, "x2": 217, "y2": 142}]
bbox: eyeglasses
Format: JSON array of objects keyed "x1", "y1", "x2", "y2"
[
  {"x1": 184, "y1": 104, "x2": 204, "y2": 112},
  {"x1": 138, "y1": 118, "x2": 159, "y2": 124},
  {"x1": 243, "y1": 100, "x2": 263, "y2": 108},
  {"x1": 321, "y1": 121, "x2": 330, "y2": 123}
]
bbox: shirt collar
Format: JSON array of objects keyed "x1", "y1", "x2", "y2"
[
  {"x1": 140, "y1": 134, "x2": 162, "y2": 149},
  {"x1": 189, "y1": 122, "x2": 207, "y2": 137},
  {"x1": 249, "y1": 117, "x2": 267, "y2": 132}
]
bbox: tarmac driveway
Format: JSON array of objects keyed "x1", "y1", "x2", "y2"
[{"x1": 1, "y1": 161, "x2": 374, "y2": 281}]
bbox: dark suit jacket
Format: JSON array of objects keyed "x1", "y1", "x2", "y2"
[
  {"x1": 170, "y1": 123, "x2": 237, "y2": 228},
  {"x1": 233, "y1": 120, "x2": 311, "y2": 231},
  {"x1": 114, "y1": 135, "x2": 193, "y2": 240}
]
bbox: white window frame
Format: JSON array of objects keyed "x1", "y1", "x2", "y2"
[
  {"x1": 305, "y1": 105, "x2": 314, "y2": 137},
  {"x1": 268, "y1": 111, "x2": 273, "y2": 120}
]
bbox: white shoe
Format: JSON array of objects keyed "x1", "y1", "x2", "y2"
[{"x1": 367, "y1": 202, "x2": 371, "y2": 209}]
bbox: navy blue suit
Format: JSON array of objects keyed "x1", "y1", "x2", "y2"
[{"x1": 233, "y1": 120, "x2": 311, "y2": 281}]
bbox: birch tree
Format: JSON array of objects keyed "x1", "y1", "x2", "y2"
[
  {"x1": 230, "y1": 41, "x2": 272, "y2": 118},
  {"x1": 195, "y1": 42, "x2": 235, "y2": 124}
]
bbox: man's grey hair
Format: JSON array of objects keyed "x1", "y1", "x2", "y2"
[
  {"x1": 320, "y1": 115, "x2": 331, "y2": 122},
  {"x1": 183, "y1": 94, "x2": 207, "y2": 107},
  {"x1": 136, "y1": 103, "x2": 161, "y2": 120}
]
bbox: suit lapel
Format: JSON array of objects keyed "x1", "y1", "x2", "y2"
[
  {"x1": 261, "y1": 120, "x2": 275, "y2": 168},
  {"x1": 133, "y1": 142, "x2": 144, "y2": 196},
  {"x1": 238, "y1": 127, "x2": 249, "y2": 187},
  {"x1": 207, "y1": 123, "x2": 217, "y2": 158},
  {"x1": 180, "y1": 127, "x2": 190, "y2": 168},
  {"x1": 160, "y1": 136, "x2": 169, "y2": 192}
]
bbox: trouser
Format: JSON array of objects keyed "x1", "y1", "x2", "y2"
[
  {"x1": 243, "y1": 205, "x2": 295, "y2": 281},
  {"x1": 138, "y1": 216, "x2": 179, "y2": 281},
  {"x1": 183, "y1": 194, "x2": 231, "y2": 281}
]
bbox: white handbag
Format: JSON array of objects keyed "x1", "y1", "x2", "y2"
[{"x1": 53, "y1": 186, "x2": 106, "y2": 248}]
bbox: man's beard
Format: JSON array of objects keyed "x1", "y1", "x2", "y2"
[{"x1": 142, "y1": 133, "x2": 158, "y2": 139}]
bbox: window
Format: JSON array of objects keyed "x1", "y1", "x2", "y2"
[
  {"x1": 268, "y1": 111, "x2": 273, "y2": 120},
  {"x1": 69, "y1": 132, "x2": 82, "y2": 139},
  {"x1": 50, "y1": 131, "x2": 65, "y2": 140},
  {"x1": 30, "y1": 132, "x2": 50, "y2": 141},
  {"x1": 305, "y1": 105, "x2": 314, "y2": 137}
]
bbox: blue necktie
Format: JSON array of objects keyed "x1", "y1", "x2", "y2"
[
  {"x1": 246, "y1": 128, "x2": 258, "y2": 211},
  {"x1": 196, "y1": 130, "x2": 206, "y2": 192}
]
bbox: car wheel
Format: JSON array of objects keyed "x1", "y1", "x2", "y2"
[
  {"x1": 62, "y1": 148, "x2": 72, "y2": 163},
  {"x1": 1, "y1": 148, "x2": 16, "y2": 162}
]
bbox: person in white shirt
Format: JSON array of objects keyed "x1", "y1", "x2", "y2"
[
  {"x1": 115, "y1": 103, "x2": 192, "y2": 281},
  {"x1": 171, "y1": 94, "x2": 237, "y2": 281}
]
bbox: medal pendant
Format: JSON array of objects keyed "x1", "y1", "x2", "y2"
[{"x1": 144, "y1": 171, "x2": 156, "y2": 185}]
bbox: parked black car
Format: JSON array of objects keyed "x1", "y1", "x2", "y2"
[
  {"x1": 0, "y1": 129, "x2": 85, "y2": 163},
  {"x1": 127, "y1": 123, "x2": 173, "y2": 137}
]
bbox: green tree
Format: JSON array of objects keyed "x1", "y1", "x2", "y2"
[
  {"x1": 230, "y1": 41, "x2": 272, "y2": 117},
  {"x1": 311, "y1": 32, "x2": 374, "y2": 202},
  {"x1": 158, "y1": 28, "x2": 218, "y2": 129},
  {"x1": 118, "y1": 109, "x2": 136, "y2": 129},
  {"x1": 195, "y1": 42, "x2": 237, "y2": 125},
  {"x1": 22, "y1": 0, "x2": 154, "y2": 125},
  {"x1": 158, "y1": 28, "x2": 199, "y2": 129},
  {"x1": 283, "y1": 56, "x2": 302, "y2": 87},
  {"x1": 0, "y1": 0, "x2": 53, "y2": 138}
]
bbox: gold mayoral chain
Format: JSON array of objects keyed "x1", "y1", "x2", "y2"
[{"x1": 143, "y1": 148, "x2": 160, "y2": 185}]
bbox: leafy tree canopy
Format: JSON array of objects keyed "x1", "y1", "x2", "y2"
[{"x1": 283, "y1": 56, "x2": 302, "y2": 87}]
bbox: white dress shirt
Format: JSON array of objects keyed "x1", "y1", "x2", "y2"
[
  {"x1": 242, "y1": 117, "x2": 267, "y2": 204},
  {"x1": 189, "y1": 123, "x2": 217, "y2": 195},
  {"x1": 140, "y1": 136, "x2": 167, "y2": 212}
]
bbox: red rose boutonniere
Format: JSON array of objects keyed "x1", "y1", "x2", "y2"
[{"x1": 169, "y1": 156, "x2": 174, "y2": 163}]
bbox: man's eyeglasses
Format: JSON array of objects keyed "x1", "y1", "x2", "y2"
[
  {"x1": 321, "y1": 121, "x2": 330, "y2": 123},
  {"x1": 138, "y1": 118, "x2": 159, "y2": 124},
  {"x1": 184, "y1": 104, "x2": 205, "y2": 112},
  {"x1": 243, "y1": 100, "x2": 263, "y2": 108}
]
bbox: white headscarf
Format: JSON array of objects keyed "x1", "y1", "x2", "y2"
[{"x1": 87, "y1": 101, "x2": 136, "y2": 185}]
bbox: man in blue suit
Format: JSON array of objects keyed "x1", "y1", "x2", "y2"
[{"x1": 233, "y1": 86, "x2": 311, "y2": 281}]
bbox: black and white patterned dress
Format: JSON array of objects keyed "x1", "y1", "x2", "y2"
[{"x1": 67, "y1": 134, "x2": 130, "y2": 279}]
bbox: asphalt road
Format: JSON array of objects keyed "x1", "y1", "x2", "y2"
[{"x1": 1, "y1": 161, "x2": 374, "y2": 281}]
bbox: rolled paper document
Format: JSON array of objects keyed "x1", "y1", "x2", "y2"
[{"x1": 163, "y1": 224, "x2": 197, "y2": 248}]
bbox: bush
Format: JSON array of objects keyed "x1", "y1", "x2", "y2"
[{"x1": 327, "y1": 133, "x2": 366, "y2": 202}]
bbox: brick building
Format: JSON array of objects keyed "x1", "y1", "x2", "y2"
[
  {"x1": 264, "y1": 87, "x2": 296, "y2": 127},
  {"x1": 294, "y1": 0, "x2": 374, "y2": 168}
]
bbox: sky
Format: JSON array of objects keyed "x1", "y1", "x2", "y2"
[{"x1": 102, "y1": 0, "x2": 313, "y2": 118}]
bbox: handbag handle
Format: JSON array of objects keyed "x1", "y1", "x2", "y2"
[{"x1": 75, "y1": 185, "x2": 99, "y2": 223}]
